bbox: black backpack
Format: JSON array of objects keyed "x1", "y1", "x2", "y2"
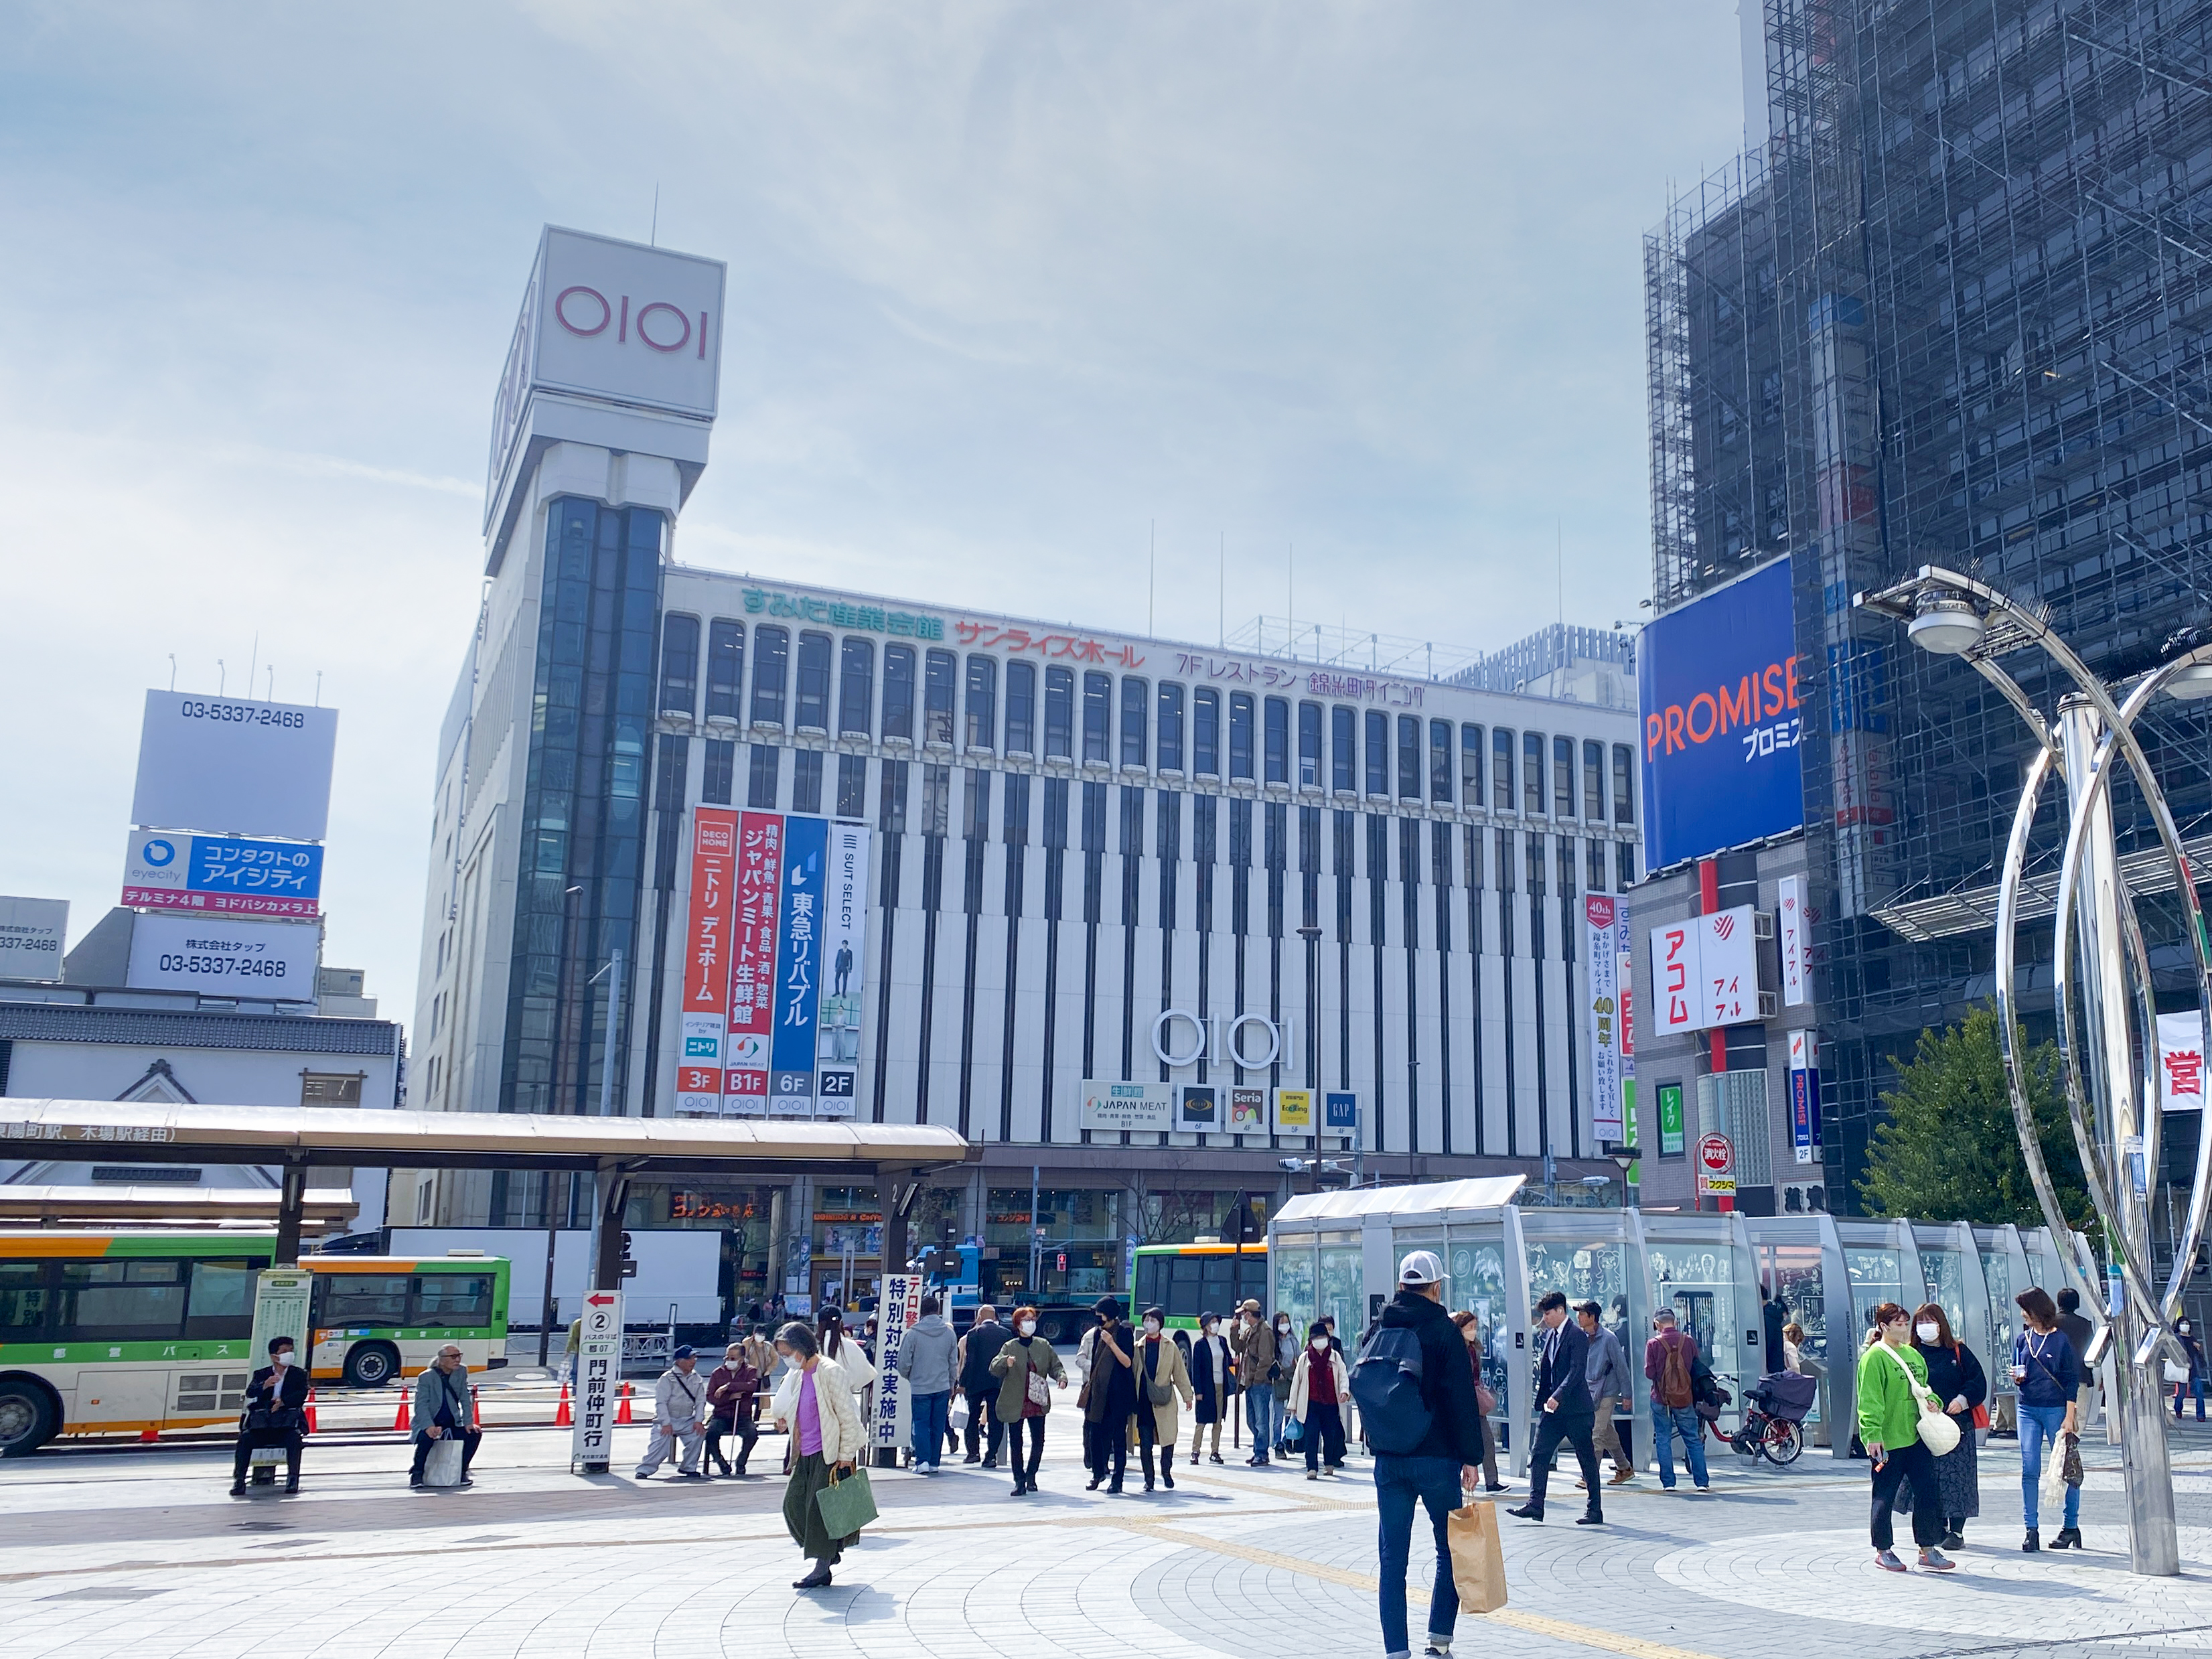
[{"x1": 1350, "y1": 1323, "x2": 1433, "y2": 1455}]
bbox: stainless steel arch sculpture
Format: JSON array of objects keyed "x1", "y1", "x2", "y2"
[{"x1": 1860, "y1": 565, "x2": 2212, "y2": 1576}]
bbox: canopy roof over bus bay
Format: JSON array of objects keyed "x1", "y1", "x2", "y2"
[{"x1": 1272, "y1": 1175, "x2": 1528, "y2": 1227}]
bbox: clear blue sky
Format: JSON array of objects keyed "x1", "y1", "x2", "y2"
[{"x1": 0, "y1": 2, "x2": 1749, "y2": 1022}]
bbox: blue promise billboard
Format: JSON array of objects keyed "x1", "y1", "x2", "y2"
[{"x1": 1638, "y1": 557, "x2": 1805, "y2": 870}]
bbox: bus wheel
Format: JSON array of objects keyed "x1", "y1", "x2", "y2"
[
  {"x1": 344, "y1": 1343, "x2": 402, "y2": 1388},
  {"x1": 0, "y1": 1380, "x2": 56, "y2": 1457}
]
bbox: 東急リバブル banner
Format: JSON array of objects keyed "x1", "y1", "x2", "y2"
[
  {"x1": 767, "y1": 814, "x2": 826, "y2": 1114},
  {"x1": 1637, "y1": 558, "x2": 1804, "y2": 870}
]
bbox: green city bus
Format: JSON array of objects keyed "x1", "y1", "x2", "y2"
[
  {"x1": 0, "y1": 1230, "x2": 509, "y2": 1456},
  {"x1": 1131, "y1": 1241, "x2": 1270, "y2": 1332}
]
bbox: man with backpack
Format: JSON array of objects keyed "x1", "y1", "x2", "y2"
[
  {"x1": 1644, "y1": 1307, "x2": 1711, "y2": 1492},
  {"x1": 1351, "y1": 1250, "x2": 1485, "y2": 1659}
]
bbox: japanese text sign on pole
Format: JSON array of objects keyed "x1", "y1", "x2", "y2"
[
  {"x1": 677, "y1": 810, "x2": 737, "y2": 1115},
  {"x1": 769, "y1": 814, "x2": 826, "y2": 1114},
  {"x1": 1696, "y1": 1132, "x2": 1736, "y2": 1199},
  {"x1": 873, "y1": 1273, "x2": 924, "y2": 1452},
  {"x1": 1788, "y1": 1029, "x2": 1820, "y2": 1165},
  {"x1": 1584, "y1": 895, "x2": 1625, "y2": 1142},
  {"x1": 725, "y1": 812, "x2": 784, "y2": 1110},
  {"x1": 572, "y1": 1289, "x2": 623, "y2": 1472},
  {"x1": 2158, "y1": 1011, "x2": 2208, "y2": 1112}
]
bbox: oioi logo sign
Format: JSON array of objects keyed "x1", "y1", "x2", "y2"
[{"x1": 552, "y1": 284, "x2": 712, "y2": 360}]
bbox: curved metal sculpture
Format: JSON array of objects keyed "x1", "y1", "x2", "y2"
[{"x1": 1860, "y1": 565, "x2": 2212, "y2": 1577}]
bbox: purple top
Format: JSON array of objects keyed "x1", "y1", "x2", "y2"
[{"x1": 797, "y1": 1368, "x2": 823, "y2": 1456}]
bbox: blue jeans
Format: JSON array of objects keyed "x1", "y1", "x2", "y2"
[
  {"x1": 1649, "y1": 1396, "x2": 1708, "y2": 1488},
  {"x1": 2177, "y1": 1378, "x2": 2207, "y2": 1421},
  {"x1": 910, "y1": 1390, "x2": 950, "y2": 1469},
  {"x1": 1376, "y1": 1453, "x2": 1463, "y2": 1658},
  {"x1": 1246, "y1": 1383, "x2": 1278, "y2": 1456},
  {"x1": 2019, "y1": 1402, "x2": 2080, "y2": 1529}
]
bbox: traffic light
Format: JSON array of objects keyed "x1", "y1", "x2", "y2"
[{"x1": 619, "y1": 1230, "x2": 637, "y2": 1279}]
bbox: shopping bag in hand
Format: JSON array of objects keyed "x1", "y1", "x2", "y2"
[
  {"x1": 424, "y1": 1437, "x2": 465, "y2": 1487},
  {"x1": 1447, "y1": 1502, "x2": 1507, "y2": 1614},
  {"x1": 816, "y1": 1464, "x2": 879, "y2": 1538}
]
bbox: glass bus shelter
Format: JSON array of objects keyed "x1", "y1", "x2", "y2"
[{"x1": 1268, "y1": 1180, "x2": 2086, "y2": 1473}]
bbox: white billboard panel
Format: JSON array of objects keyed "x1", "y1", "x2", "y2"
[
  {"x1": 1698, "y1": 906, "x2": 1759, "y2": 1026},
  {"x1": 0, "y1": 898, "x2": 68, "y2": 982},
  {"x1": 131, "y1": 692, "x2": 338, "y2": 842},
  {"x1": 126, "y1": 912, "x2": 319, "y2": 999}
]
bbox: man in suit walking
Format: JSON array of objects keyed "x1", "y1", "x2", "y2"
[{"x1": 1510, "y1": 1290, "x2": 1605, "y2": 1526}]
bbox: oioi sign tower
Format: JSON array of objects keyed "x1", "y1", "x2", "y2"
[{"x1": 1861, "y1": 567, "x2": 2212, "y2": 1577}]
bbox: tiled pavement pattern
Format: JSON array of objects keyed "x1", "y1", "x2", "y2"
[{"x1": 6, "y1": 1421, "x2": 2212, "y2": 1658}]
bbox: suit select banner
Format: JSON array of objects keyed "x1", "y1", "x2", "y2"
[{"x1": 1637, "y1": 558, "x2": 1805, "y2": 870}]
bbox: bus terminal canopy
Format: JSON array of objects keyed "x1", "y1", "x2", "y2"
[
  {"x1": 1272, "y1": 1174, "x2": 1527, "y2": 1226},
  {"x1": 0, "y1": 1098, "x2": 976, "y2": 1181}
]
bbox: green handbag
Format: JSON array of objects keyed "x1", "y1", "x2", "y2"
[{"x1": 815, "y1": 1463, "x2": 879, "y2": 1539}]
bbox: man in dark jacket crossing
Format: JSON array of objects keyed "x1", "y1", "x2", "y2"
[
  {"x1": 1509, "y1": 1291, "x2": 1604, "y2": 1526},
  {"x1": 1369, "y1": 1250, "x2": 1486, "y2": 1659}
]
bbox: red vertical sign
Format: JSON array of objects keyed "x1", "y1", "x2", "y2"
[
  {"x1": 676, "y1": 810, "x2": 738, "y2": 1106},
  {"x1": 724, "y1": 811, "x2": 784, "y2": 1100}
]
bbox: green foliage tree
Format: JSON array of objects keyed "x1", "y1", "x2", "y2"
[{"x1": 1860, "y1": 1005, "x2": 2094, "y2": 1231}]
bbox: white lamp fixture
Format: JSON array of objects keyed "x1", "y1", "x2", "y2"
[
  {"x1": 1907, "y1": 592, "x2": 1986, "y2": 654},
  {"x1": 2166, "y1": 658, "x2": 2212, "y2": 699}
]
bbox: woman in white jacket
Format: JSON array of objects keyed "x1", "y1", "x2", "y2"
[
  {"x1": 771, "y1": 1321, "x2": 867, "y2": 1589},
  {"x1": 1286, "y1": 1319, "x2": 1351, "y2": 1480},
  {"x1": 818, "y1": 1307, "x2": 877, "y2": 1407}
]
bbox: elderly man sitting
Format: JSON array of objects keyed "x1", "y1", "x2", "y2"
[
  {"x1": 637, "y1": 1344, "x2": 709, "y2": 1480},
  {"x1": 409, "y1": 1344, "x2": 482, "y2": 1489}
]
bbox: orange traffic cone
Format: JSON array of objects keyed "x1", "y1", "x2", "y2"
[
  {"x1": 471, "y1": 1384, "x2": 482, "y2": 1429},
  {"x1": 555, "y1": 1382, "x2": 573, "y2": 1427},
  {"x1": 393, "y1": 1394, "x2": 411, "y2": 1432},
  {"x1": 303, "y1": 1388, "x2": 318, "y2": 1433},
  {"x1": 615, "y1": 1382, "x2": 634, "y2": 1425}
]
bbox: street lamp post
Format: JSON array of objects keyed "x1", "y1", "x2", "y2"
[{"x1": 1862, "y1": 567, "x2": 2212, "y2": 1577}]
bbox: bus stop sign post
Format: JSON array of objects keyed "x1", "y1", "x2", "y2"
[
  {"x1": 248, "y1": 1268, "x2": 313, "y2": 1374},
  {"x1": 571, "y1": 1289, "x2": 622, "y2": 1474}
]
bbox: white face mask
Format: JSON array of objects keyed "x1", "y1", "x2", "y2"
[
  {"x1": 272, "y1": 1351, "x2": 293, "y2": 1367},
  {"x1": 1276, "y1": 1321, "x2": 1289, "y2": 1333},
  {"x1": 1915, "y1": 1321, "x2": 1939, "y2": 1343},
  {"x1": 1019, "y1": 1320, "x2": 1037, "y2": 1337},
  {"x1": 1311, "y1": 1338, "x2": 1328, "y2": 1352},
  {"x1": 1142, "y1": 1318, "x2": 1161, "y2": 1334}
]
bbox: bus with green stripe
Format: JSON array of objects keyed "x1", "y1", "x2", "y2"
[
  {"x1": 0, "y1": 1231, "x2": 509, "y2": 1456},
  {"x1": 1131, "y1": 1241, "x2": 1270, "y2": 1333}
]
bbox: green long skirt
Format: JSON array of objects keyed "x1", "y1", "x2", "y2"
[{"x1": 783, "y1": 1451, "x2": 850, "y2": 1563}]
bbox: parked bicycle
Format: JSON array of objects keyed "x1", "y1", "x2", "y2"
[{"x1": 1730, "y1": 1369, "x2": 1816, "y2": 1465}]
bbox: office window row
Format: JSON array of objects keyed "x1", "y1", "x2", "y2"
[{"x1": 658, "y1": 618, "x2": 1635, "y2": 822}]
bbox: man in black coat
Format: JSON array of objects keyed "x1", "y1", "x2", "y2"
[
  {"x1": 230, "y1": 1336, "x2": 310, "y2": 1496},
  {"x1": 957, "y1": 1303, "x2": 1011, "y2": 1467},
  {"x1": 1511, "y1": 1290, "x2": 1605, "y2": 1524}
]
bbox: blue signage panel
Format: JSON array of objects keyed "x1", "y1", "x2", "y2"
[
  {"x1": 768, "y1": 814, "x2": 827, "y2": 1104},
  {"x1": 1637, "y1": 558, "x2": 1805, "y2": 870},
  {"x1": 1323, "y1": 1092, "x2": 1358, "y2": 1132}
]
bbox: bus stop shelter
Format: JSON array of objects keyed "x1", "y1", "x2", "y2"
[{"x1": 0, "y1": 1099, "x2": 976, "y2": 1288}]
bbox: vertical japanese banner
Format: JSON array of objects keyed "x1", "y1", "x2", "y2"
[
  {"x1": 1788, "y1": 1029, "x2": 1820, "y2": 1164},
  {"x1": 1651, "y1": 920, "x2": 1700, "y2": 1035},
  {"x1": 676, "y1": 810, "x2": 738, "y2": 1115},
  {"x1": 1777, "y1": 873, "x2": 1808, "y2": 1006},
  {"x1": 814, "y1": 822, "x2": 872, "y2": 1119},
  {"x1": 724, "y1": 812, "x2": 784, "y2": 1114},
  {"x1": 1584, "y1": 895, "x2": 1623, "y2": 1143},
  {"x1": 769, "y1": 814, "x2": 828, "y2": 1115},
  {"x1": 1617, "y1": 905, "x2": 1637, "y2": 1180}
]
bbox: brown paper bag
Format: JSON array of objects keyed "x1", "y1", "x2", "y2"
[{"x1": 1447, "y1": 1502, "x2": 1507, "y2": 1613}]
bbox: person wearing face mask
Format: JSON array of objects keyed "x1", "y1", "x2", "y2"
[
  {"x1": 1188, "y1": 1311, "x2": 1234, "y2": 1465},
  {"x1": 769, "y1": 1321, "x2": 864, "y2": 1590},
  {"x1": 1132, "y1": 1305, "x2": 1193, "y2": 1492},
  {"x1": 1905, "y1": 1303, "x2": 1984, "y2": 1551},
  {"x1": 2174, "y1": 1317, "x2": 2207, "y2": 1422},
  {"x1": 1858, "y1": 1301, "x2": 1954, "y2": 1573},
  {"x1": 1232, "y1": 1299, "x2": 1279, "y2": 1465},
  {"x1": 1079, "y1": 1297, "x2": 1138, "y2": 1492},
  {"x1": 1447, "y1": 1311, "x2": 1505, "y2": 1492},
  {"x1": 1270, "y1": 1312, "x2": 1299, "y2": 1454},
  {"x1": 229, "y1": 1335, "x2": 309, "y2": 1496},
  {"x1": 1287, "y1": 1319, "x2": 1350, "y2": 1479},
  {"x1": 989, "y1": 1304, "x2": 1067, "y2": 1496}
]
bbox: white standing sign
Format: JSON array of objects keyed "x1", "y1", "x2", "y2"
[
  {"x1": 873, "y1": 1273, "x2": 924, "y2": 1453},
  {"x1": 0, "y1": 897, "x2": 67, "y2": 982},
  {"x1": 1777, "y1": 874, "x2": 1808, "y2": 1007},
  {"x1": 126, "y1": 912, "x2": 319, "y2": 999},
  {"x1": 131, "y1": 691, "x2": 339, "y2": 843},
  {"x1": 572, "y1": 1289, "x2": 623, "y2": 1471}
]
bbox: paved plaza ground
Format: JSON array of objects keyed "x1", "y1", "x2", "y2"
[{"x1": 5, "y1": 1387, "x2": 2212, "y2": 1659}]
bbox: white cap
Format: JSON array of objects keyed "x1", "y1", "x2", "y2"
[{"x1": 1398, "y1": 1250, "x2": 1445, "y2": 1287}]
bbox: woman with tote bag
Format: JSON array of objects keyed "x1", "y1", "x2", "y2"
[
  {"x1": 770, "y1": 1321, "x2": 868, "y2": 1591},
  {"x1": 1856, "y1": 1301, "x2": 1956, "y2": 1574}
]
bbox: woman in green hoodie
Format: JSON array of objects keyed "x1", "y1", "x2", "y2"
[{"x1": 1856, "y1": 1301, "x2": 1955, "y2": 1574}]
